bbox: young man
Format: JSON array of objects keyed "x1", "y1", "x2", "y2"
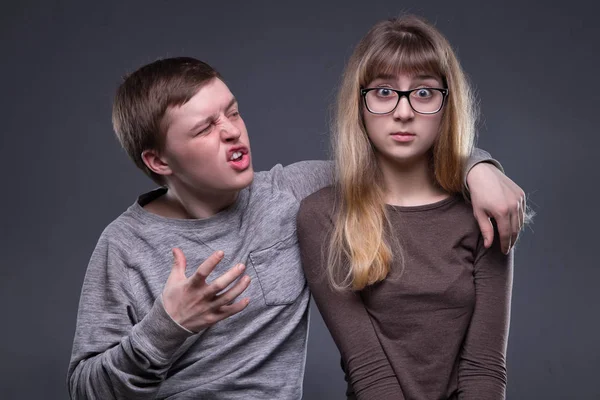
[{"x1": 68, "y1": 57, "x2": 525, "y2": 399}]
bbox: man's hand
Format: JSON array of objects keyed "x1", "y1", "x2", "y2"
[
  {"x1": 467, "y1": 163, "x2": 526, "y2": 254},
  {"x1": 162, "y1": 248, "x2": 251, "y2": 332}
]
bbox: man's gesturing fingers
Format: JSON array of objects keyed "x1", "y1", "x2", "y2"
[
  {"x1": 218, "y1": 297, "x2": 251, "y2": 319},
  {"x1": 188, "y1": 264, "x2": 251, "y2": 330},
  {"x1": 212, "y1": 273, "x2": 251, "y2": 308},
  {"x1": 205, "y1": 263, "x2": 248, "y2": 297},
  {"x1": 189, "y1": 250, "x2": 225, "y2": 287}
]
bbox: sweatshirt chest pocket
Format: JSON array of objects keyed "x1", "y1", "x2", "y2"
[{"x1": 248, "y1": 234, "x2": 307, "y2": 306}]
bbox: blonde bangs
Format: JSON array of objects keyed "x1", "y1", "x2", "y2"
[{"x1": 360, "y1": 31, "x2": 447, "y2": 87}]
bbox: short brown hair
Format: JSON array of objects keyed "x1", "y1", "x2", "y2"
[{"x1": 112, "y1": 57, "x2": 222, "y2": 184}]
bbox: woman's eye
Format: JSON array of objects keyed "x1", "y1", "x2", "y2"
[
  {"x1": 376, "y1": 88, "x2": 394, "y2": 97},
  {"x1": 415, "y1": 88, "x2": 432, "y2": 98}
]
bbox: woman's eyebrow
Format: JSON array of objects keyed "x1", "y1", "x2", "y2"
[
  {"x1": 372, "y1": 73, "x2": 397, "y2": 80},
  {"x1": 413, "y1": 74, "x2": 440, "y2": 82}
]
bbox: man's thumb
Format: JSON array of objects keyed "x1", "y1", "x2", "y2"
[{"x1": 169, "y1": 248, "x2": 187, "y2": 280}]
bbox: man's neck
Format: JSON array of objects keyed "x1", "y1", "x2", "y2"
[
  {"x1": 143, "y1": 185, "x2": 240, "y2": 220},
  {"x1": 378, "y1": 154, "x2": 449, "y2": 207}
]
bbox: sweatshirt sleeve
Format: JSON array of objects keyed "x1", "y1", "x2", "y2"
[
  {"x1": 67, "y1": 228, "x2": 194, "y2": 400},
  {"x1": 265, "y1": 160, "x2": 334, "y2": 201},
  {"x1": 297, "y1": 192, "x2": 405, "y2": 400},
  {"x1": 263, "y1": 148, "x2": 499, "y2": 202},
  {"x1": 458, "y1": 229, "x2": 514, "y2": 399},
  {"x1": 462, "y1": 147, "x2": 504, "y2": 200}
]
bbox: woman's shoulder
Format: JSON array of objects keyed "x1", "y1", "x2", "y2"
[
  {"x1": 298, "y1": 185, "x2": 337, "y2": 221},
  {"x1": 435, "y1": 195, "x2": 480, "y2": 232},
  {"x1": 300, "y1": 185, "x2": 336, "y2": 208}
]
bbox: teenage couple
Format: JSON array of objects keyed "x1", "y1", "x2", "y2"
[{"x1": 69, "y1": 15, "x2": 528, "y2": 400}]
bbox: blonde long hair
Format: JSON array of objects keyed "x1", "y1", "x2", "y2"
[{"x1": 329, "y1": 15, "x2": 477, "y2": 290}]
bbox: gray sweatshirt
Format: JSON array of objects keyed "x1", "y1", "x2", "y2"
[{"x1": 68, "y1": 153, "x2": 494, "y2": 399}]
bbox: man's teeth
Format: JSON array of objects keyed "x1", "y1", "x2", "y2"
[{"x1": 230, "y1": 151, "x2": 242, "y2": 161}]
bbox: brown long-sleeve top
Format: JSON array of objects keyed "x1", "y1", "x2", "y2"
[{"x1": 297, "y1": 187, "x2": 513, "y2": 400}]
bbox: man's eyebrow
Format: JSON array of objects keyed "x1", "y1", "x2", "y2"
[
  {"x1": 188, "y1": 97, "x2": 238, "y2": 133},
  {"x1": 225, "y1": 97, "x2": 238, "y2": 110},
  {"x1": 188, "y1": 115, "x2": 215, "y2": 134}
]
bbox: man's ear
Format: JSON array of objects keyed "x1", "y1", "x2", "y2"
[{"x1": 142, "y1": 149, "x2": 172, "y2": 177}]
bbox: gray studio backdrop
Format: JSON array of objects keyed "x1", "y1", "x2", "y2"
[{"x1": 1, "y1": 1, "x2": 598, "y2": 399}]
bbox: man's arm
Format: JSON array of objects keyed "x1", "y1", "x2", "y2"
[
  {"x1": 68, "y1": 232, "x2": 192, "y2": 399},
  {"x1": 465, "y1": 148, "x2": 527, "y2": 255},
  {"x1": 68, "y1": 233, "x2": 250, "y2": 399},
  {"x1": 266, "y1": 160, "x2": 334, "y2": 201},
  {"x1": 273, "y1": 148, "x2": 526, "y2": 254}
]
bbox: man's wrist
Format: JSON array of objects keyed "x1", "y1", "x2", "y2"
[
  {"x1": 466, "y1": 160, "x2": 503, "y2": 190},
  {"x1": 160, "y1": 294, "x2": 195, "y2": 334}
]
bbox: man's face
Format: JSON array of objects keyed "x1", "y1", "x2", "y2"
[{"x1": 160, "y1": 78, "x2": 254, "y2": 197}]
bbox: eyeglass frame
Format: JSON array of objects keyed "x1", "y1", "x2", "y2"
[{"x1": 360, "y1": 87, "x2": 449, "y2": 115}]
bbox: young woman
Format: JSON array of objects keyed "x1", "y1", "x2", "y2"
[{"x1": 297, "y1": 15, "x2": 527, "y2": 399}]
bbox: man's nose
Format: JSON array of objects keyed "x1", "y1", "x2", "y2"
[{"x1": 220, "y1": 118, "x2": 241, "y2": 141}]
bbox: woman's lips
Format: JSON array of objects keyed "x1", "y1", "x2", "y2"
[{"x1": 390, "y1": 132, "x2": 416, "y2": 142}]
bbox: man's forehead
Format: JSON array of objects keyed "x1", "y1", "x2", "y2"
[
  {"x1": 184, "y1": 79, "x2": 232, "y2": 106},
  {"x1": 187, "y1": 78, "x2": 234, "y2": 109},
  {"x1": 163, "y1": 79, "x2": 236, "y2": 129}
]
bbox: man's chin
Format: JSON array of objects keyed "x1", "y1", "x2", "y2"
[{"x1": 234, "y1": 168, "x2": 254, "y2": 190}]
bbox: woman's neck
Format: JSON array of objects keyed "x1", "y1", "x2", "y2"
[{"x1": 377, "y1": 153, "x2": 449, "y2": 207}]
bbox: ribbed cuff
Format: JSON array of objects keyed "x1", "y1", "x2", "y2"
[
  {"x1": 463, "y1": 148, "x2": 504, "y2": 200},
  {"x1": 130, "y1": 296, "x2": 195, "y2": 362},
  {"x1": 160, "y1": 294, "x2": 195, "y2": 334}
]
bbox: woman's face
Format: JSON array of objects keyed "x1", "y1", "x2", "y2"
[{"x1": 362, "y1": 72, "x2": 445, "y2": 167}]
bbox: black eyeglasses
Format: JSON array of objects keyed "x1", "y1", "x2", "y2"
[{"x1": 360, "y1": 87, "x2": 449, "y2": 115}]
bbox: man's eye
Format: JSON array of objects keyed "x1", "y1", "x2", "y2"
[{"x1": 197, "y1": 125, "x2": 212, "y2": 136}]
